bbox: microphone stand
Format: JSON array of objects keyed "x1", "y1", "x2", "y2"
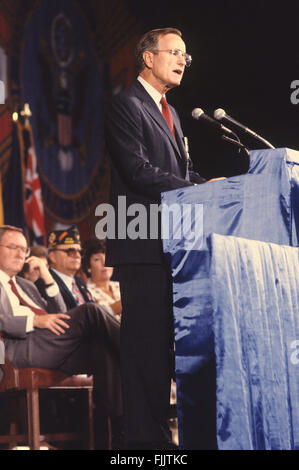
[
  {"x1": 221, "y1": 134, "x2": 250, "y2": 157},
  {"x1": 245, "y1": 132, "x2": 275, "y2": 150},
  {"x1": 220, "y1": 114, "x2": 275, "y2": 149}
]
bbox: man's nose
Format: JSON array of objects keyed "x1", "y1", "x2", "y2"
[{"x1": 177, "y1": 54, "x2": 186, "y2": 67}]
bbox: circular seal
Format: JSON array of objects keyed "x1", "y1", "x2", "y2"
[{"x1": 51, "y1": 12, "x2": 74, "y2": 68}]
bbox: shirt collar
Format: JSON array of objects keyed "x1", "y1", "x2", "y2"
[
  {"x1": 51, "y1": 268, "x2": 74, "y2": 289},
  {"x1": 137, "y1": 75, "x2": 164, "y2": 110},
  {"x1": 0, "y1": 269, "x2": 15, "y2": 284}
]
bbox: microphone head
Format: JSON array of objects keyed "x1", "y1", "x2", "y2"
[
  {"x1": 192, "y1": 108, "x2": 204, "y2": 120},
  {"x1": 214, "y1": 108, "x2": 226, "y2": 120}
]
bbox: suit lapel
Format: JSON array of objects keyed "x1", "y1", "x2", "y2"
[
  {"x1": 142, "y1": 100, "x2": 186, "y2": 161},
  {"x1": 15, "y1": 277, "x2": 46, "y2": 309},
  {"x1": 0, "y1": 282, "x2": 14, "y2": 316},
  {"x1": 172, "y1": 110, "x2": 188, "y2": 161},
  {"x1": 134, "y1": 81, "x2": 186, "y2": 162},
  {"x1": 50, "y1": 269, "x2": 76, "y2": 308}
]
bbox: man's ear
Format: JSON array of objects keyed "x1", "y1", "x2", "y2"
[
  {"x1": 143, "y1": 51, "x2": 153, "y2": 69},
  {"x1": 47, "y1": 250, "x2": 55, "y2": 266}
]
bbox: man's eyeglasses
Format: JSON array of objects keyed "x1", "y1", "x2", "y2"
[
  {"x1": 152, "y1": 49, "x2": 192, "y2": 67},
  {"x1": 52, "y1": 248, "x2": 83, "y2": 257},
  {"x1": 0, "y1": 244, "x2": 30, "y2": 256}
]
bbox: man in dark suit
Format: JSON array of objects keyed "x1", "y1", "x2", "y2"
[
  {"x1": 0, "y1": 224, "x2": 121, "y2": 446},
  {"x1": 45, "y1": 227, "x2": 93, "y2": 310},
  {"x1": 105, "y1": 28, "x2": 220, "y2": 449}
]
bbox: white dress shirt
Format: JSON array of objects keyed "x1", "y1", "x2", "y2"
[
  {"x1": 51, "y1": 268, "x2": 74, "y2": 293},
  {"x1": 0, "y1": 269, "x2": 59, "y2": 333}
]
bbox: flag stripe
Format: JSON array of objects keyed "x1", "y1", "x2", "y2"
[{"x1": 24, "y1": 122, "x2": 46, "y2": 245}]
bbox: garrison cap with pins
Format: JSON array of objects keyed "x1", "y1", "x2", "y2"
[{"x1": 47, "y1": 226, "x2": 81, "y2": 247}]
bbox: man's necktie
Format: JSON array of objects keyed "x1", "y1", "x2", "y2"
[
  {"x1": 9, "y1": 279, "x2": 46, "y2": 315},
  {"x1": 71, "y1": 280, "x2": 85, "y2": 305},
  {"x1": 160, "y1": 96, "x2": 175, "y2": 137}
]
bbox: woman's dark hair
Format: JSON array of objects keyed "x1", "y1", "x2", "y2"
[{"x1": 81, "y1": 237, "x2": 106, "y2": 277}]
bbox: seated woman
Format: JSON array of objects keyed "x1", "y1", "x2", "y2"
[{"x1": 82, "y1": 238, "x2": 122, "y2": 321}]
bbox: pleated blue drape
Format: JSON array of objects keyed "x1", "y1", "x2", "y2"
[
  {"x1": 161, "y1": 148, "x2": 299, "y2": 449},
  {"x1": 209, "y1": 234, "x2": 299, "y2": 450}
]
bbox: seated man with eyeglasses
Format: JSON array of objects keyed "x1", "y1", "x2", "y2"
[
  {"x1": 0, "y1": 224, "x2": 122, "y2": 449},
  {"x1": 42, "y1": 226, "x2": 94, "y2": 310}
]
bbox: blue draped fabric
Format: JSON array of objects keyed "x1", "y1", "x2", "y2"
[
  {"x1": 161, "y1": 148, "x2": 299, "y2": 449},
  {"x1": 209, "y1": 234, "x2": 299, "y2": 450}
]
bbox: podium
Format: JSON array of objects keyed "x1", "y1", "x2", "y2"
[{"x1": 161, "y1": 148, "x2": 299, "y2": 450}]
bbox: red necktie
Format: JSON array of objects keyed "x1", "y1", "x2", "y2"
[
  {"x1": 9, "y1": 279, "x2": 46, "y2": 315},
  {"x1": 160, "y1": 96, "x2": 175, "y2": 137}
]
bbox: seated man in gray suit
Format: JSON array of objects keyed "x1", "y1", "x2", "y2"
[{"x1": 0, "y1": 224, "x2": 122, "y2": 447}]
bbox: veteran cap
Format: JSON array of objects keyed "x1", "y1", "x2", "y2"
[{"x1": 47, "y1": 226, "x2": 81, "y2": 247}]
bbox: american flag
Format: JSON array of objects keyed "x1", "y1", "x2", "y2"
[{"x1": 24, "y1": 127, "x2": 46, "y2": 245}]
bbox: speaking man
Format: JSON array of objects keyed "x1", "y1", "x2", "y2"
[{"x1": 105, "y1": 28, "x2": 220, "y2": 449}]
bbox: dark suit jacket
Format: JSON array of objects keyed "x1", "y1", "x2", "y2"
[
  {"x1": 0, "y1": 276, "x2": 66, "y2": 360},
  {"x1": 105, "y1": 79, "x2": 205, "y2": 266},
  {"x1": 37, "y1": 269, "x2": 94, "y2": 311}
]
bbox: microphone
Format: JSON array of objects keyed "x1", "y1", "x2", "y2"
[
  {"x1": 214, "y1": 108, "x2": 275, "y2": 149},
  {"x1": 192, "y1": 108, "x2": 235, "y2": 137},
  {"x1": 192, "y1": 108, "x2": 249, "y2": 157}
]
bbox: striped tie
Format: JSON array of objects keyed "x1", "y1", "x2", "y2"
[{"x1": 71, "y1": 279, "x2": 85, "y2": 305}]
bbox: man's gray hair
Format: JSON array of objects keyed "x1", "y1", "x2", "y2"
[{"x1": 135, "y1": 27, "x2": 182, "y2": 74}]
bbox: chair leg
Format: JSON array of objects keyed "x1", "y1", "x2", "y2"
[
  {"x1": 8, "y1": 422, "x2": 17, "y2": 449},
  {"x1": 87, "y1": 389, "x2": 95, "y2": 450},
  {"x1": 26, "y1": 389, "x2": 40, "y2": 450}
]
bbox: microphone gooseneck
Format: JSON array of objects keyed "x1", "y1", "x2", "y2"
[{"x1": 214, "y1": 108, "x2": 275, "y2": 149}]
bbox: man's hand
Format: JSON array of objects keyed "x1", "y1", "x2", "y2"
[
  {"x1": 33, "y1": 313, "x2": 71, "y2": 336},
  {"x1": 26, "y1": 256, "x2": 55, "y2": 285}
]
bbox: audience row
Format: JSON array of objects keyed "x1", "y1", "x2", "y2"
[{"x1": 0, "y1": 225, "x2": 123, "y2": 449}]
